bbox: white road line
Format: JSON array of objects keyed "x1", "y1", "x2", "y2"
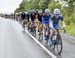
[{"x1": 25, "y1": 30, "x2": 57, "y2": 58}]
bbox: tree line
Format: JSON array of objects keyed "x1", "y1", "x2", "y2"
[{"x1": 15, "y1": 0, "x2": 75, "y2": 25}]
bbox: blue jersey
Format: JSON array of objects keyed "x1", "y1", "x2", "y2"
[
  {"x1": 51, "y1": 14, "x2": 63, "y2": 25},
  {"x1": 51, "y1": 14, "x2": 64, "y2": 29},
  {"x1": 42, "y1": 14, "x2": 52, "y2": 25}
]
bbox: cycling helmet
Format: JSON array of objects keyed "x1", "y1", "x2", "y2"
[
  {"x1": 54, "y1": 8, "x2": 60, "y2": 15},
  {"x1": 45, "y1": 9, "x2": 50, "y2": 14}
]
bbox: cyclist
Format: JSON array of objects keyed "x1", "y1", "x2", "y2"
[
  {"x1": 27, "y1": 10, "x2": 36, "y2": 32},
  {"x1": 34, "y1": 9, "x2": 39, "y2": 25},
  {"x1": 30, "y1": 10, "x2": 35, "y2": 22},
  {"x1": 50, "y1": 8, "x2": 66, "y2": 45},
  {"x1": 42, "y1": 9, "x2": 53, "y2": 44},
  {"x1": 27, "y1": 12, "x2": 30, "y2": 22},
  {"x1": 21, "y1": 12, "x2": 26, "y2": 31},
  {"x1": 38, "y1": 10, "x2": 43, "y2": 23},
  {"x1": 38, "y1": 10, "x2": 43, "y2": 33}
]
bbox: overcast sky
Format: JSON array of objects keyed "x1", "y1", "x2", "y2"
[{"x1": 0, "y1": 0, "x2": 22, "y2": 14}]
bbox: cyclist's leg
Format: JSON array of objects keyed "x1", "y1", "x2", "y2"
[
  {"x1": 43, "y1": 24, "x2": 46, "y2": 38},
  {"x1": 21, "y1": 18, "x2": 23, "y2": 25},
  {"x1": 38, "y1": 22, "x2": 43, "y2": 33},
  {"x1": 49, "y1": 21, "x2": 54, "y2": 39},
  {"x1": 49, "y1": 24, "x2": 57, "y2": 46},
  {"x1": 20, "y1": 16, "x2": 23, "y2": 24},
  {"x1": 27, "y1": 17, "x2": 32, "y2": 30},
  {"x1": 46, "y1": 21, "x2": 53, "y2": 46},
  {"x1": 57, "y1": 29, "x2": 61, "y2": 39},
  {"x1": 28, "y1": 21, "x2": 32, "y2": 31},
  {"x1": 22, "y1": 19, "x2": 26, "y2": 31},
  {"x1": 50, "y1": 28, "x2": 54, "y2": 40},
  {"x1": 34, "y1": 19, "x2": 37, "y2": 29},
  {"x1": 45, "y1": 22, "x2": 51, "y2": 44},
  {"x1": 42, "y1": 20, "x2": 47, "y2": 37}
]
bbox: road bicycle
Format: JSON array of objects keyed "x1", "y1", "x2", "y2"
[{"x1": 50, "y1": 28, "x2": 66, "y2": 55}]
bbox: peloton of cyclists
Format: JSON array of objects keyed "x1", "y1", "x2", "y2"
[{"x1": 20, "y1": 8, "x2": 66, "y2": 46}]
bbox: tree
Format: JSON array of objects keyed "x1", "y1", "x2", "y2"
[
  {"x1": 64, "y1": 0, "x2": 75, "y2": 7},
  {"x1": 48, "y1": 1, "x2": 61, "y2": 13},
  {"x1": 39, "y1": 0, "x2": 50, "y2": 10},
  {"x1": 15, "y1": 1, "x2": 25, "y2": 13}
]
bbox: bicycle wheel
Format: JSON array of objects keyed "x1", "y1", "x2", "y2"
[
  {"x1": 56, "y1": 36, "x2": 63, "y2": 55},
  {"x1": 32, "y1": 27, "x2": 36, "y2": 37},
  {"x1": 34, "y1": 28, "x2": 36, "y2": 37},
  {"x1": 39, "y1": 33, "x2": 43, "y2": 42},
  {"x1": 50, "y1": 35, "x2": 56, "y2": 50}
]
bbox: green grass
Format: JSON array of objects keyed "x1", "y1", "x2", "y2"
[{"x1": 66, "y1": 24, "x2": 75, "y2": 36}]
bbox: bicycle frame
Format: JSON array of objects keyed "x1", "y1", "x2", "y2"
[{"x1": 50, "y1": 28, "x2": 66, "y2": 55}]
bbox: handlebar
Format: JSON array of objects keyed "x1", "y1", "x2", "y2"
[{"x1": 53, "y1": 28, "x2": 66, "y2": 33}]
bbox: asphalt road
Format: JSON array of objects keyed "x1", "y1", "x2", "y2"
[
  {"x1": 0, "y1": 17, "x2": 51, "y2": 58},
  {"x1": 35, "y1": 29, "x2": 75, "y2": 58},
  {"x1": 0, "y1": 17, "x2": 75, "y2": 58}
]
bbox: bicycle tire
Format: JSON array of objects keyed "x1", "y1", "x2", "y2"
[
  {"x1": 50, "y1": 36, "x2": 56, "y2": 50},
  {"x1": 56, "y1": 36, "x2": 63, "y2": 55},
  {"x1": 39, "y1": 33, "x2": 43, "y2": 42}
]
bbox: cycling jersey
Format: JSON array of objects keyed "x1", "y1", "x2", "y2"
[
  {"x1": 21, "y1": 12, "x2": 26, "y2": 20},
  {"x1": 51, "y1": 14, "x2": 64, "y2": 29},
  {"x1": 38, "y1": 14, "x2": 42, "y2": 23},
  {"x1": 30, "y1": 13, "x2": 35, "y2": 21},
  {"x1": 27, "y1": 13, "x2": 30, "y2": 22},
  {"x1": 42, "y1": 13, "x2": 52, "y2": 25}
]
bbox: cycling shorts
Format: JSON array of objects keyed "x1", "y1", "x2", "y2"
[
  {"x1": 53, "y1": 24, "x2": 60, "y2": 29},
  {"x1": 42, "y1": 20, "x2": 50, "y2": 25}
]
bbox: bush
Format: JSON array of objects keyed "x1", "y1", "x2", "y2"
[
  {"x1": 48, "y1": 1, "x2": 61, "y2": 13},
  {"x1": 64, "y1": 14, "x2": 75, "y2": 25}
]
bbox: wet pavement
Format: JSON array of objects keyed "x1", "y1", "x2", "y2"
[
  {"x1": 0, "y1": 17, "x2": 75, "y2": 58},
  {"x1": 0, "y1": 17, "x2": 51, "y2": 58}
]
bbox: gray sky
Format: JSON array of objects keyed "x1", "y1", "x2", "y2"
[{"x1": 0, "y1": 0, "x2": 22, "y2": 14}]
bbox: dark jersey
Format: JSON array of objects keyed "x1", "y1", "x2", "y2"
[
  {"x1": 51, "y1": 14, "x2": 64, "y2": 25},
  {"x1": 21, "y1": 12, "x2": 26, "y2": 20}
]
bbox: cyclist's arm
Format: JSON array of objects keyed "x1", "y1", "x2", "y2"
[
  {"x1": 50, "y1": 18, "x2": 53, "y2": 29},
  {"x1": 50, "y1": 15, "x2": 54, "y2": 29},
  {"x1": 50, "y1": 21, "x2": 53, "y2": 28},
  {"x1": 62, "y1": 21, "x2": 66, "y2": 28},
  {"x1": 60, "y1": 15, "x2": 66, "y2": 28}
]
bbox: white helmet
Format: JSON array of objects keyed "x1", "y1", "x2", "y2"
[
  {"x1": 54, "y1": 8, "x2": 60, "y2": 15},
  {"x1": 45, "y1": 9, "x2": 50, "y2": 14}
]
